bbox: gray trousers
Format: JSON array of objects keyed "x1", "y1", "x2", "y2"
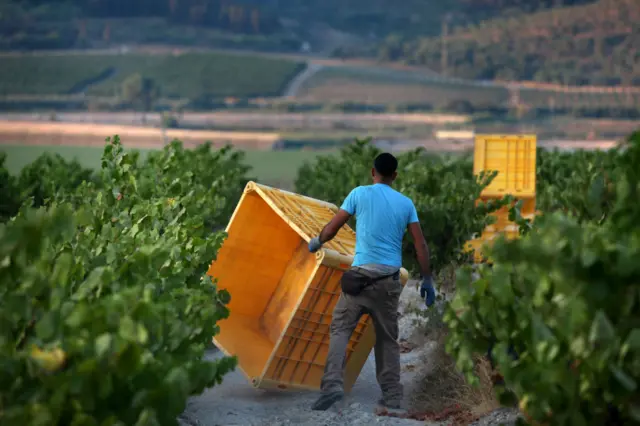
[{"x1": 320, "y1": 268, "x2": 403, "y2": 403}]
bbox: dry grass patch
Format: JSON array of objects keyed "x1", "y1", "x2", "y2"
[
  {"x1": 408, "y1": 334, "x2": 501, "y2": 423},
  {"x1": 397, "y1": 264, "x2": 507, "y2": 425}
]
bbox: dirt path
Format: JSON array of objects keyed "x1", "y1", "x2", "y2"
[
  {"x1": 283, "y1": 63, "x2": 325, "y2": 97},
  {"x1": 182, "y1": 348, "x2": 429, "y2": 426},
  {"x1": 0, "y1": 120, "x2": 281, "y2": 150},
  {"x1": 179, "y1": 285, "x2": 439, "y2": 426},
  {"x1": 178, "y1": 283, "x2": 520, "y2": 426},
  {"x1": 67, "y1": 67, "x2": 117, "y2": 95}
]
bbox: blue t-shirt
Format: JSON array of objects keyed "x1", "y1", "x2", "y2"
[{"x1": 340, "y1": 183, "x2": 419, "y2": 268}]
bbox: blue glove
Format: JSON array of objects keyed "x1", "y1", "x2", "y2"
[
  {"x1": 420, "y1": 276, "x2": 436, "y2": 307},
  {"x1": 308, "y1": 237, "x2": 323, "y2": 253}
]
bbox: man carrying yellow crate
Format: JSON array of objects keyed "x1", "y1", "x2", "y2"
[{"x1": 307, "y1": 153, "x2": 435, "y2": 411}]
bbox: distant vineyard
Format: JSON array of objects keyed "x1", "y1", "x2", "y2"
[
  {"x1": 0, "y1": 52, "x2": 304, "y2": 99},
  {"x1": 299, "y1": 67, "x2": 640, "y2": 114}
]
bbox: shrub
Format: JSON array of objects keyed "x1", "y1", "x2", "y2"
[
  {"x1": 0, "y1": 136, "x2": 255, "y2": 425},
  {"x1": 0, "y1": 152, "x2": 20, "y2": 222},
  {"x1": 445, "y1": 131, "x2": 640, "y2": 425},
  {"x1": 17, "y1": 152, "x2": 97, "y2": 210}
]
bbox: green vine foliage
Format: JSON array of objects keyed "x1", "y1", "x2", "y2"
[
  {"x1": 445, "y1": 131, "x2": 640, "y2": 425},
  {"x1": 536, "y1": 148, "x2": 620, "y2": 225},
  {"x1": 17, "y1": 152, "x2": 99, "y2": 210},
  {"x1": 0, "y1": 136, "x2": 249, "y2": 426},
  {"x1": 0, "y1": 152, "x2": 21, "y2": 222},
  {"x1": 137, "y1": 141, "x2": 254, "y2": 232}
]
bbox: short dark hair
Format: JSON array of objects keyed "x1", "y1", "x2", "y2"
[{"x1": 374, "y1": 153, "x2": 398, "y2": 177}]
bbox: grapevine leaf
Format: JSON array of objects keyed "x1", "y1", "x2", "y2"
[
  {"x1": 589, "y1": 310, "x2": 616, "y2": 346},
  {"x1": 609, "y1": 365, "x2": 637, "y2": 392}
]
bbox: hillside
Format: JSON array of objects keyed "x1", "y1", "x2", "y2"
[
  {"x1": 375, "y1": 0, "x2": 639, "y2": 87},
  {"x1": 0, "y1": 0, "x2": 607, "y2": 55},
  {"x1": 0, "y1": 0, "x2": 299, "y2": 52},
  {"x1": 1, "y1": 0, "x2": 638, "y2": 97}
]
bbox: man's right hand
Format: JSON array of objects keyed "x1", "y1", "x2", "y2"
[
  {"x1": 308, "y1": 236, "x2": 323, "y2": 253},
  {"x1": 420, "y1": 276, "x2": 436, "y2": 307}
]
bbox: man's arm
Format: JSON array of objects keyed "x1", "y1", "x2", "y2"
[
  {"x1": 409, "y1": 221, "x2": 436, "y2": 307},
  {"x1": 309, "y1": 188, "x2": 357, "y2": 253},
  {"x1": 308, "y1": 209, "x2": 351, "y2": 253},
  {"x1": 319, "y1": 209, "x2": 352, "y2": 244},
  {"x1": 408, "y1": 222, "x2": 431, "y2": 277}
]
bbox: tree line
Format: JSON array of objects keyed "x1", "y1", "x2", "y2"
[{"x1": 4, "y1": 0, "x2": 281, "y2": 34}]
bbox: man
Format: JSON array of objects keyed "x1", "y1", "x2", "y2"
[{"x1": 307, "y1": 152, "x2": 436, "y2": 411}]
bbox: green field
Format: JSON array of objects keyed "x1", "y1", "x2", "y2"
[
  {"x1": 299, "y1": 66, "x2": 640, "y2": 111},
  {"x1": 0, "y1": 144, "x2": 333, "y2": 188},
  {"x1": 0, "y1": 53, "x2": 305, "y2": 98},
  {"x1": 299, "y1": 67, "x2": 510, "y2": 107}
]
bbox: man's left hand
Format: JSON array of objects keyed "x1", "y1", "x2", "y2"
[
  {"x1": 420, "y1": 276, "x2": 436, "y2": 307},
  {"x1": 308, "y1": 237, "x2": 323, "y2": 253}
]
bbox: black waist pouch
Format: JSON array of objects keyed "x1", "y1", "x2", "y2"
[{"x1": 340, "y1": 268, "x2": 400, "y2": 296}]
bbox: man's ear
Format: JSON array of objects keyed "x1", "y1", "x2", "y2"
[
  {"x1": 371, "y1": 167, "x2": 376, "y2": 178},
  {"x1": 392, "y1": 171, "x2": 398, "y2": 181}
]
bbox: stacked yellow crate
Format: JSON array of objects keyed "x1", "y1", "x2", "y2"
[{"x1": 465, "y1": 134, "x2": 538, "y2": 263}]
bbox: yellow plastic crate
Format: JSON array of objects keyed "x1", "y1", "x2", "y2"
[
  {"x1": 482, "y1": 197, "x2": 537, "y2": 231},
  {"x1": 474, "y1": 134, "x2": 537, "y2": 198},
  {"x1": 465, "y1": 225, "x2": 521, "y2": 264},
  {"x1": 465, "y1": 200, "x2": 539, "y2": 264},
  {"x1": 206, "y1": 181, "x2": 409, "y2": 392}
]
